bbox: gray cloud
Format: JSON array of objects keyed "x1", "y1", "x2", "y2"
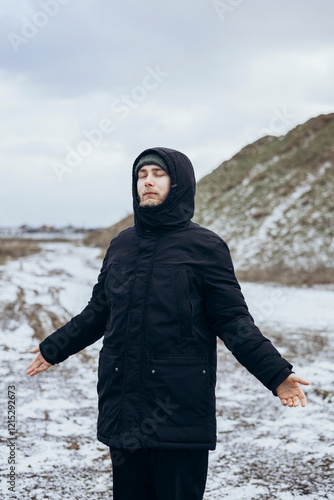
[{"x1": 1, "y1": 0, "x2": 334, "y2": 227}]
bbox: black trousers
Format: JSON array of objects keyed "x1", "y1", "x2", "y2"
[{"x1": 110, "y1": 448, "x2": 209, "y2": 500}]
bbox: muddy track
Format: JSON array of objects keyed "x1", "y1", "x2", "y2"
[{"x1": 0, "y1": 285, "x2": 68, "y2": 343}]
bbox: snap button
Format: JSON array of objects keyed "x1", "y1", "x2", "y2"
[
  {"x1": 152, "y1": 370, "x2": 156, "y2": 374},
  {"x1": 115, "y1": 367, "x2": 119, "y2": 372},
  {"x1": 202, "y1": 370, "x2": 206, "y2": 374}
]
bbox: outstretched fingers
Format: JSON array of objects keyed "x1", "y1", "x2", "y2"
[
  {"x1": 294, "y1": 377, "x2": 309, "y2": 408},
  {"x1": 295, "y1": 377, "x2": 310, "y2": 387},
  {"x1": 298, "y1": 389, "x2": 308, "y2": 408},
  {"x1": 26, "y1": 348, "x2": 51, "y2": 377},
  {"x1": 280, "y1": 395, "x2": 301, "y2": 407}
]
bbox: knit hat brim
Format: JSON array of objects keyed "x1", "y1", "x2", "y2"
[{"x1": 134, "y1": 153, "x2": 170, "y2": 179}]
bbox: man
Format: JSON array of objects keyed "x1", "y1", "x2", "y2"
[{"x1": 27, "y1": 147, "x2": 309, "y2": 500}]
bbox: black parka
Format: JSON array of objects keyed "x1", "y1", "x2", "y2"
[{"x1": 40, "y1": 147, "x2": 292, "y2": 450}]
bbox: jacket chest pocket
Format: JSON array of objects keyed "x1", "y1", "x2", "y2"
[
  {"x1": 174, "y1": 268, "x2": 193, "y2": 337},
  {"x1": 147, "y1": 267, "x2": 194, "y2": 341},
  {"x1": 144, "y1": 354, "x2": 209, "y2": 427}
]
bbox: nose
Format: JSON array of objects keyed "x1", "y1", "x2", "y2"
[{"x1": 145, "y1": 173, "x2": 155, "y2": 185}]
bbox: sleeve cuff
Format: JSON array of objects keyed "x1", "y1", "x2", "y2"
[
  {"x1": 39, "y1": 338, "x2": 63, "y2": 365},
  {"x1": 268, "y1": 367, "x2": 294, "y2": 396}
]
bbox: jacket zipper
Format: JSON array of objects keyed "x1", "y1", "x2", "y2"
[{"x1": 138, "y1": 236, "x2": 160, "y2": 424}]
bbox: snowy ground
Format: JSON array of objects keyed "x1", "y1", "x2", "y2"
[{"x1": 0, "y1": 241, "x2": 333, "y2": 499}]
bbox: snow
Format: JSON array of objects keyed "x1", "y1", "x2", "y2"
[
  {"x1": 241, "y1": 281, "x2": 334, "y2": 331},
  {"x1": 0, "y1": 241, "x2": 334, "y2": 499},
  {"x1": 231, "y1": 182, "x2": 314, "y2": 268}
]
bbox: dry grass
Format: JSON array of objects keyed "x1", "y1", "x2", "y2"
[
  {"x1": 83, "y1": 213, "x2": 134, "y2": 253},
  {"x1": 236, "y1": 266, "x2": 334, "y2": 286},
  {"x1": 0, "y1": 238, "x2": 42, "y2": 265}
]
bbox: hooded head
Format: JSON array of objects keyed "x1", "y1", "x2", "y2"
[{"x1": 132, "y1": 147, "x2": 196, "y2": 232}]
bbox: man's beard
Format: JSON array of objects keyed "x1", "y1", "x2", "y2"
[{"x1": 139, "y1": 195, "x2": 165, "y2": 207}]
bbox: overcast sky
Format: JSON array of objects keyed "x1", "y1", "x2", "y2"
[{"x1": 1, "y1": 0, "x2": 334, "y2": 228}]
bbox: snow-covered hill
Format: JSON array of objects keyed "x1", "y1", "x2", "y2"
[{"x1": 194, "y1": 113, "x2": 334, "y2": 284}]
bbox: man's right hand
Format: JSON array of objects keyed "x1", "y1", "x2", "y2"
[{"x1": 26, "y1": 347, "x2": 52, "y2": 376}]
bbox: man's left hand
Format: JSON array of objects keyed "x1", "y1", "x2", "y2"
[{"x1": 276, "y1": 374, "x2": 310, "y2": 407}]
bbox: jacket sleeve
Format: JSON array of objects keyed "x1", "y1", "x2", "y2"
[
  {"x1": 39, "y1": 245, "x2": 111, "y2": 365},
  {"x1": 203, "y1": 239, "x2": 292, "y2": 394}
]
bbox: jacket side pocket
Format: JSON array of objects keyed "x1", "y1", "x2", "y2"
[
  {"x1": 145, "y1": 353, "x2": 209, "y2": 427},
  {"x1": 97, "y1": 348, "x2": 124, "y2": 438}
]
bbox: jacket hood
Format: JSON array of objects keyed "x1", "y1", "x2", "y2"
[{"x1": 132, "y1": 147, "x2": 196, "y2": 232}]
